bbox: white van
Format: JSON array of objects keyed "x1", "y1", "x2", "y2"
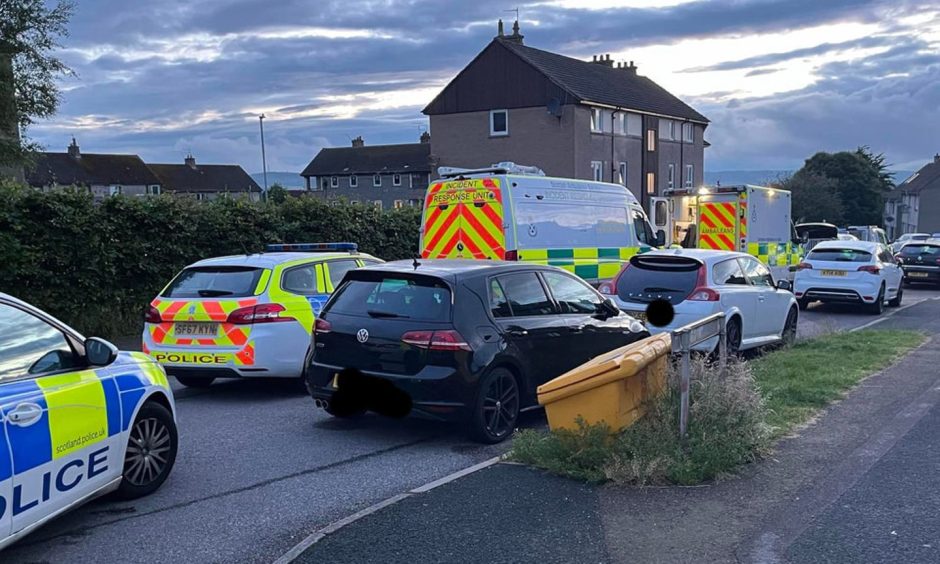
[{"x1": 419, "y1": 163, "x2": 660, "y2": 283}]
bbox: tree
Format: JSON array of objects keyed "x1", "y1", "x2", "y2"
[
  {"x1": 794, "y1": 148, "x2": 893, "y2": 226},
  {"x1": 0, "y1": 0, "x2": 74, "y2": 167},
  {"x1": 267, "y1": 183, "x2": 288, "y2": 204},
  {"x1": 774, "y1": 171, "x2": 845, "y2": 225}
]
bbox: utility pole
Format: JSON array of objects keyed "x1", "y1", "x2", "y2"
[{"x1": 259, "y1": 114, "x2": 268, "y2": 201}]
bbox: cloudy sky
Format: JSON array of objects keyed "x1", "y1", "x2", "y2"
[{"x1": 29, "y1": 0, "x2": 940, "y2": 175}]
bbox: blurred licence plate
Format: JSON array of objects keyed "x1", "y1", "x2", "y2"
[
  {"x1": 909, "y1": 272, "x2": 929, "y2": 278},
  {"x1": 821, "y1": 270, "x2": 845, "y2": 277},
  {"x1": 630, "y1": 311, "x2": 648, "y2": 323},
  {"x1": 174, "y1": 322, "x2": 218, "y2": 337}
]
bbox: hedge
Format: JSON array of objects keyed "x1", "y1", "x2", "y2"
[{"x1": 0, "y1": 181, "x2": 421, "y2": 337}]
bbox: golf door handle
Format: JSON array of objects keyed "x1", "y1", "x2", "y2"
[
  {"x1": 506, "y1": 326, "x2": 528, "y2": 336},
  {"x1": 7, "y1": 402, "x2": 43, "y2": 426}
]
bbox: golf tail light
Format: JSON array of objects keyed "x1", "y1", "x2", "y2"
[
  {"x1": 227, "y1": 303, "x2": 294, "y2": 324},
  {"x1": 314, "y1": 318, "x2": 332, "y2": 334},
  {"x1": 401, "y1": 330, "x2": 471, "y2": 352}
]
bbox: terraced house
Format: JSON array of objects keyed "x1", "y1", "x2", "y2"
[{"x1": 423, "y1": 20, "x2": 709, "y2": 212}]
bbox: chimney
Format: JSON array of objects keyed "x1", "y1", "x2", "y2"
[
  {"x1": 935, "y1": 153, "x2": 940, "y2": 164},
  {"x1": 622, "y1": 60, "x2": 638, "y2": 75},
  {"x1": 503, "y1": 19, "x2": 524, "y2": 44},
  {"x1": 497, "y1": 19, "x2": 504, "y2": 37},
  {"x1": 592, "y1": 54, "x2": 614, "y2": 67},
  {"x1": 420, "y1": 131, "x2": 430, "y2": 144},
  {"x1": 184, "y1": 153, "x2": 196, "y2": 168},
  {"x1": 351, "y1": 136, "x2": 365, "y2": 148},
  {"x1": 67, "y1": 137, "x2": 81, "y2": 159}
]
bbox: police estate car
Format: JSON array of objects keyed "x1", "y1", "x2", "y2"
[
  {"x1": 143, "y1": 243, "x2": 381, "y2": 388},
  {"x1": 0, "y1": 293, "x2": 178, "y2": 550}
]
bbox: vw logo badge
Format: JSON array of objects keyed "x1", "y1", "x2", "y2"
[{"x1": 357, "y1": 329, "x2": 369, "y2": 343}]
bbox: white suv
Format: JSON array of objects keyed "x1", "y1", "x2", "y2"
[
  {"x1": 793, "y1": 240, "x2": 902, "y2": 314},
  {"x1": 600, "y1": 249, "x2": 798, "y2": 353}
]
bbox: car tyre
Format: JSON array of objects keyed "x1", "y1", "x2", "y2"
[
  {"x1": 782, "y1": 307, "x2": 798, "y2": 346},
  {"x1": 725, "y1": 317, "x2": 743, "y2": 354},
  {"x1": 174, "y1": 375, "x2": 214, "y2": 388},
  {"x1": 888, "y1": 284, "x2": 903, "y2": 307},
  {"x1": 467, "y1": 367, "x2": 520, "y2": 444},
  {"x1": 118, "y1": 401, "x2": 178, "y2": 500},
  {"x1": 868, "y1": 285, "x2": 885, "y2": 315}
]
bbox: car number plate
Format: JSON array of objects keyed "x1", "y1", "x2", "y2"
[
  {"x1": 909, "y1": 271, "x2": 929, "y2": 278},
  {"x1": 629, "y1": 311, "x2": 648, "y2": 323},
  {"x1": 821, "y1": 270, "x2": 845, "y2": 276},
  {"x1": 174, "y1": 322, "x2": 219, "y2": 337}
]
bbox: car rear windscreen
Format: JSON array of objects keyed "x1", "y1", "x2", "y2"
[
  {"x1": 616, "y1": 257, "x2": 700, "y2": 303},
  {"x1": 806, "y1": 248, "x2": 873, "y2": 262},
  {"x1": 900, "y1": 244, "x2": 940, "y2": 257},
  {"x1": 162, "y1": 266, "x2": 264, "y2": 298},
  {"x1": 327, "y1": 277, "x2": 451, "y2": 321}
]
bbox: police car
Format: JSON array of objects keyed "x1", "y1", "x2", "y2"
[
  {"x1": 0, "y1": 293, "x2": 178, "y2": 549},
  {"x1": 143, "y1": 242, "x2": 381, "y2": 388}
]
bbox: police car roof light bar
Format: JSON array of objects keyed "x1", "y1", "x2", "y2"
[{"x1": 264, "y1": 242, "x2": 358, "y2": 253}]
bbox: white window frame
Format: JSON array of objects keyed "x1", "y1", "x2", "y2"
[
  {"x1": 619, "y1": 162, "x2": 628, "y2": 187},
  {"x1": 147, "y1": 185, "x2": 161, "y2": 195},
  {"x1": 489, "y1": 109, "x2": 509, "y2": 136},
  {"x1": 682, "y1": 123, "x2": 693, "y2": 143},
  {"x1": 109, "y1": 185, "x2": 122, "y2": 197},
  {"x1": 393, "y1": 200, "x2": 404, "y2": 209},
  {"x1": 626, "y1": 113, "x2": 642, "y2": 136},
  {"x1": 392, "y1": 173, "x2": 402, "y2": 186},
  {"x1": 685, "y1": 164, "x2": 694, "y2": 188},
  {"x1": 349, "y1": 175, "x2": 358, "y2": 188},
  {"x1": 667, "y1": 163, "x2": 675, "y2": 189},
  {"x1": 373, "y1": 200, "x2": 383, "y2": 210},
  {"x1": 408, "y1": 198, "x2": 421, "y2": 207},
  {"x1": 330, "y1": 176, "x2": 338, "y2": 188},
  {"x1": 591, "y1": 161, "x2": 603, "y2": 182},
  {"x1": 409, "y1": 174, "x2": 414, "y2": 188},
  {"x1": 196, "y1": 192, "x2": 209, "y2": 201},
  {"x1": 373, "y1": 174, "x2": 381, "y2": 187},
  {"x1": 321, "y1": 178, "x2": 329, "y2": 190},
  {"x1": 591, "y1": 108, "x2": 603, "y2": 133}
]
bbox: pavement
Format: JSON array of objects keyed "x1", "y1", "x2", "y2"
[{"x1": 6, "y1": 287, "x2": 939, "y2": 563}]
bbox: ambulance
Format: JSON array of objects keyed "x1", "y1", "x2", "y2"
[
  {"x1": 652, "y1": 184, "x2": 802, "y2": 281},
  {"x1": 419, "y1": 163, "x2": 661, "y2": 284}
]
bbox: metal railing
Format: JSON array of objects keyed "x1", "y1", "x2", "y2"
[{"x1": 671, "y1": 312, "x2": 727, "y2": 439}]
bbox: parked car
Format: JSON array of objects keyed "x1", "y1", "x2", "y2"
[
  {"x1": 896, "y1": 240, "x2": 940, "y2": 286},
  {"x1": 838, "y1": 233, "x2": 859, "y2": 241},
  {"x1": 599, "y1": 249, "x2": 798, "y2": 353},
  {"x1": 846, "y1": 225, "x2": 888, "y2": 246},
  {"x1": 795, "y1": 222, "x2": 839, "y2": 252},
  {"x1": 794, "y1": 240, "x2": 903, "y2": 314},
  {"x1": 306, "y1": 260, "x2": 649, "y2": 443},
  {"x1": 0, "y1": 293, "x2": 178, "y2": 549},
  {"x1": 890, "y1": 232, "x2": 930, "y2": 253}
]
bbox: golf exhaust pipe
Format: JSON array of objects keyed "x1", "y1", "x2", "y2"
[{"x1": 315, "y1": 399, "x2": 329, "y2": 410}]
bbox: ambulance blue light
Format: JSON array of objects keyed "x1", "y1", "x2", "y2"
[{"x1": 264, "y1": 242, "x2": 358, "y2": 253}]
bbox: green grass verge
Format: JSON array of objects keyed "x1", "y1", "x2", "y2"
[
  {"x1": 511, "y1": 329, "x2": 926, "y2": 485},
  {"x1": 751, "y1": 329, "x2": 925, "y2": 437}
]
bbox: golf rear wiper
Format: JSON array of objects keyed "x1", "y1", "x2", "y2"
[
  {"x1": 197, "y1": 289, "x2": 234, "y2": 297},
  {"x1": 367, "y1": 310, "x2": 409, "y2": 319}
]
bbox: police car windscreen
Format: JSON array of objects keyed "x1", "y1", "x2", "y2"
[
  {"x1": 806, "y1": 249, "x2": 873, "y2": 262},
  {"x1": 616, "y1": 257, "x2": 700, "y2": 304},
  {"x1": 326, "y1": 277, "x2": 451, "y2": 322},
  {"x1": 163, "y1": 266, "x2": 264, "y2": 298}
]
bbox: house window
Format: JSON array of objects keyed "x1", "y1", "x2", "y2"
[
  {"x1": 490, "y1": 109, "x2": 508, "y2": 136},
  {"x1": 373, "y1": 174, "x2": 381, "y2": 187},
  {"x1": 394, "y1": 200, "x2": 404, "y2": 209},
  {"x1": 373, "y1": 200, "x2": 383, "y2": 210},
  {"x1": 349, "y1": 175, "x2": 358, "y2": 188},
  {"x1": 350, "y1": 200, "x2": 359, "y2": 205},
  {"x1": 619, "y1": 162, "x2": 628, "y2": 187},
  {"x1": 667, "y1": 164, "x2": 675, "y2": 189},
  {"x1": 408, "y1": 199, "x2": 421, "y2": 207},
  {"x1": 330, "y1": 176, "x2": 338, "y2": 188},
  {"x1": 682, "y1": 123, "x2": 694, "y2": 143},
  {"x1": 409, "y1": 174, "x2": 414, "y2": 188},
  {"x1": 646, "y1": 172, "x2": 656, "y2": 195},
  {"x1": 591, "y1": 161, "x2": 603, "y2": 182},
  {"x1": 392, "y1": 174, "x2": 402, "y2": 186},
  {"x1": 196, "y1": 192, "x2": 209, "y2": 201},
  {"x1": 321, "y1": 178, "x2": 329, "y2": 190},
  {"x1": 626, "y1": 113, "x2": 641, "y2": 136},
  {"x1": 659, "y1": 120, "x2": 677, "y2": 140},
  {"x1": 591, "y1": 108, "x2": 603, "y2": 133},
  {"x1": 685, "y1": 164, "x2": 694, "y2": 188},
  {"x1": 109, "y1": 185, "x2": 122, "y2": 197},
  {"x1": 647, "y1": 129, "x2": 656, "y2": 151},
  {"x1": 147, "y1": 185, "x2": 161, "y2": 195}
]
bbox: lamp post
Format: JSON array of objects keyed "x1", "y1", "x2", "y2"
[{"x1": 259, "y1": 114, "x2": 268, "y2": 201}]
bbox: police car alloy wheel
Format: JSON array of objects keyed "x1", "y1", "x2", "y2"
[{"x1": 118, "y1": 402, "x2": 178, "y2": 499}]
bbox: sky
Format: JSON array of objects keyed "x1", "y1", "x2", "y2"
[{"x1": 27, "y1": 0, "x2": 940, "y2": 175}]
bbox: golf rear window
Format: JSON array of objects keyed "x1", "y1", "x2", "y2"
[
  {"x1": 162, "y1": 266, "x2": 264, "y2": 298},
  {"x1": 900, "y1": 244, "x2": 940, "y2": 257},
  {"x1": 807, "y1": 248, "x2": 873, "y2": 262},
  {"x1": 616, "y1": 257, "x2": 701, "y2": 303},
  {"x1": 326, "y1": 277, "x2": 451, "y2": 321}
]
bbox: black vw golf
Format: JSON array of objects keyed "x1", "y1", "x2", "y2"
[{"x1": 306, "y1": 260, "x2": 649, "y2": 443}]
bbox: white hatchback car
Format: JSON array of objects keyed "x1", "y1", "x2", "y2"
[
  {"x1": 600, "y1": 249, "x2": 798, "y2": 352},
  {"x1": 793, "y1": 240, "x2": 902, "y2": 314}
]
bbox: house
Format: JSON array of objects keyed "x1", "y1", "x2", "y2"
[
  {"x1": 884, "y1": 154, "x2": 940, "y2": 239},
  {"x1": 300, "y1": 133, "x2": 431, "y2": 209},
  {"x1": 149, "y1": 155, "x2": 261, "y2": 201},
  {"x1": 25, "y1": 138, "x2": 162, "y2": 199},
  {"x1": 422, "y1": 20, "x2": 708, "y2": 211}
]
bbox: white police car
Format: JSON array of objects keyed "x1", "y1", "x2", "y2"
[
  {"x1": 143, "y1": 242, "x2": 381, "y2": 388},
  {"x1": 0, "y1": 293, "x2": 178, "y2": 550}
]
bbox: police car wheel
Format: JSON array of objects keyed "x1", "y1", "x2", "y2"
[
  {"x1": 175, "y1": 375, "x2": 215, "y2": 388},
  {"x1": 118, "y1": 402, "x2": 178, "y2": 500}
]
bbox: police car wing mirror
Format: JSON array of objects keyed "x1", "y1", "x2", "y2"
[{"x1": 85, "y1": 337, "x2": 119, "y2": 367}]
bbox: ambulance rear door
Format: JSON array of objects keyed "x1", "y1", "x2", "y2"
[{"x1": 420, "y1": 177, "x2": 506, "y2": 260}]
